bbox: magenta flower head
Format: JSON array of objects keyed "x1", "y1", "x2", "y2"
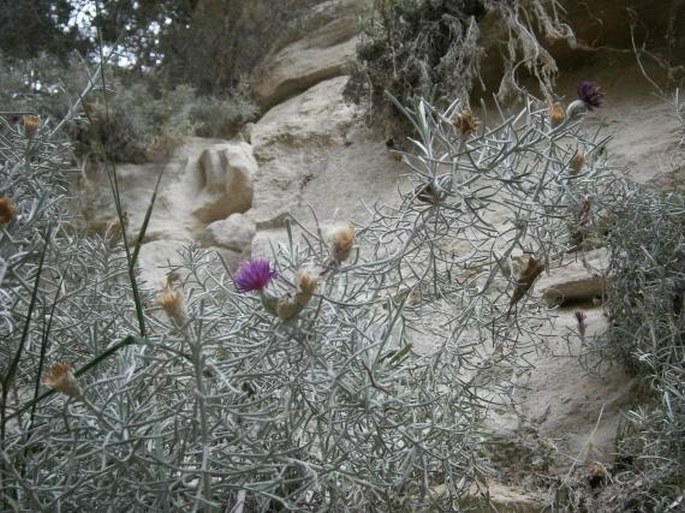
[
  {"x1": 577, "y1": 81, "x2": 603, "y2": 110},
  {"x1": 234, "y1": 259, "x2": 277, "y2": 293}
]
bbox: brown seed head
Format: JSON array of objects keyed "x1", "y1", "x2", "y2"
[
  {"x1": 297, "y1": 270, "x2": 318, "y2": 295},
  {"x1": 548, "y1": 103, "x2": 565, "y2": 126},
  {"x1": 104, "y1": 212, "x2": 129, "y2": 245},
  {"x1": 452, "y1": 109, "x2": 481, "y2": 137},
  {"x1": 329, "y1": 225, "x2": 356, "y2": 263},
  {"x1": 509, "y1": 256, "x2": 545, "y2": 307},
  {"x1": 22, "y1": 115, "x2": 40, "y2": 138},
  {"x1": 157, "y1": 286, "x2": 187, "y2": 325},
  {"x1": 569, "y1": 151, "x2": 585, "y2": 175},
  {"x1": 0, "y1": 197, "x2": 18, "y2": 226},
  {"x1": 578, "y1": 195, "x2": 593, "y2": 226},
  {"x1": 43, "y1": 363, "x2": 81, "y2": 398}
]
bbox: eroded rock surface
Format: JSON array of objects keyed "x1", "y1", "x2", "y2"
[{"x1": 250, "y1": 0, "x2": 371, "y2": 111}]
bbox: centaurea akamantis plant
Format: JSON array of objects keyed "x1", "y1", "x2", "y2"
[{"x1": 2, "y1": 71, "x2": 628, "y2": 512}]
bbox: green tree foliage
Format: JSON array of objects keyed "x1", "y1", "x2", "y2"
[
  {"x1": 0, "y1": 0, "x2": 316, "y2": 97},
  {"x1": 0, "y1": 0, "x2": 87, "y2": 59}
]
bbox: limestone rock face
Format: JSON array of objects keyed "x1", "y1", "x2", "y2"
[
  {"x1": 252, "y1": 76, "x2": 355, "y2": 156},
  {"x1": 250, "y1": 0, "x2": 372, "y2": 111},
  {"x1": 536, "y1": 249, "x2": 610, "y2": 307},
  {"x1": 248, "y1": 75, "x2": 405, "y2": 233},
  {"x1": 191, "y1": 143, "x2": 257, "y2": 224},
  {"x1": 198, "y1": 213, "x2": 256, "y2": 252},
  {"x1": 79, "y1": 138, "x2": 260, "y2": 284}
]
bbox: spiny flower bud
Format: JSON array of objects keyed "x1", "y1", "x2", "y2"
[
  {"x1": 276, "y1": 270, "x2": 319, "y2": 321},
  {"x1": 569, "y1": 151, "x2": 585, "y2": 175},
  {"x1": 104, "y1": 212, "x2": 129, "y2": 246},
  {"x1": 452, "y1": 108, "x2": 481, "y2": 137},
  {"x1": 276, "y1": 298, "x2": 301, "y2": 321},
  {"x1": 43, "y1": 363, "x2": 81, "y2": 398},
  {"x1": 22, "y1": 115, "x2": 40, "y2": 138},
  {"x1": 548, "y1": 102, "x2": 565, "y2": 126},
  {"x1": 329, "y1": 225, "x2": 356, "y2": 264},
  {"x1": 509, "y1": 255, "x2": 545, "y2": 309},
  {"x1": 157, "y1": 283, "x2": 188, "y2": 325},
  {"x1": 0, "y1": 196, "x2": 18, "y2": 227},
  {"x1": 297, "y1": 270, "x2": 319, "y2": 296}
]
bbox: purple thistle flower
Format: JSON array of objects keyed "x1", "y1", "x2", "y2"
[
  {"x1": 234, "y1": 259, "x2": 277, "y2": 293},
  {"x1": 577, "y1": 81, "x2": 604, "y2": 110}
]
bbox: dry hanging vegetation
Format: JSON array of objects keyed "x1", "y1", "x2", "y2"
[{"x1": 345, "y1": 0, "x2": 573, "y2": 141}]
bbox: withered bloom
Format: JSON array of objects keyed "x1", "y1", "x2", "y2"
[
  {"x1": 548, "y1": 102, "x2": 565, "y2": 126},
  {"x1": 578, "y1": 196, "x2": 593, "y2": 226},
  {"x1": 43, "y1": 363, "x2": 81, "y2": 398},
  {"x1": 452, "y1": 108, "x2": 481, "y2": 137},
  {"x1": 569, "y1": 151, "x2": 585, "y2": 175},
  {"x1": 0, "y1": 197, "x2": 18, "y2": 226},
  {"x1": 104, "y1": 212, "x2": 129, "y2": 246},
  {"x1": 276, "y1": 269, "x2": 319, "y2": 321},
  {"x1": 509, "y1": 256, "x2": 545, "y2": 308},
  {"x1": 22, "y1": 115, "x2": 40, "y2": 138},
  {"x1": 328, "y1": 225, "x2": 356, "y2": 265},
  {"x1": 157, "y1": 282, "x2": 188, "y2": 325},
  {"x1": 577, "y1": 81, "x2": 604, "y2": 111},
  {"x1": 296, "y1": 270, "x2": 318, "y2": 297}
]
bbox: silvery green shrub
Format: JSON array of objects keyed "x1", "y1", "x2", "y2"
[{"x1": 1, "y1": 75, "x2": 621, "y2": 511}]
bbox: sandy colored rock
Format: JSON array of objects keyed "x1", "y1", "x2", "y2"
[
  {"x1": 191, "y1": 142, "x2": 257, "y2": 224},
  {"x1": 198, "y1": 213, "x2": 256, "y2": 252},
  {"x1": 249, "y1": 75, "x2": 404, "y2": 233},
  {"x1": 250, "y1": 0, "x2": 371, "y2": 110},
  {"x1": 136, "y1": 239, "x2": 191, "y2": 289},
  {"x1": 461, "y1": 481, "x2": 547, "y2": 513},
  {"x1": 251, "y1": 76, "x2": 356, "y2": 156},
  {"x1": 542, "y1": 276, "x2": 609, "y2": 307}
]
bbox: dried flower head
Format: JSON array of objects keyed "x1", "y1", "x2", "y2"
[
  {"x1": 297, "y1": 270, "x2": 319, "y2": 295},
  {"x1": 157, "y1": 284, "x2": 187, "y2": 325},
  {"x1": 509, "y1": 255, "x2": 545, "y2": 308},
  {"x1": 329, "y1": 225, "x2": 356, "y2": 264},
  {"x1": 452, "y1": 108, "x2": 481, "y2": 137},
  {"x1": 0, "y1": 196, "x2": 18, "y2": 226},
  {"x1": 22, "y1": 115, "x2": 40, "y2": 138},
  {"x1": 104, "y1": 211, "x2": 129, "y2": 245},
  {"x1": 43, "y1": 363, "x2": 81, "y2": 398},
  {"x1": 577, "y1": 81, "x2": 604, "y2": 111},
  {"x1": 574, "y1": 310, "x2": 587, "y2": 337},
  {"x1": 548, "y1": 102, "x2": 565, "y2": 126},
  {"x1": 569, "y1": 151, "x2": 585, "y2": 175},
  {"x1": 578, "y1": 195, "x2": 593, "y2": 226},
  {"x1": 234, "y1": 259, "x2": 277, "y2": 293}
]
